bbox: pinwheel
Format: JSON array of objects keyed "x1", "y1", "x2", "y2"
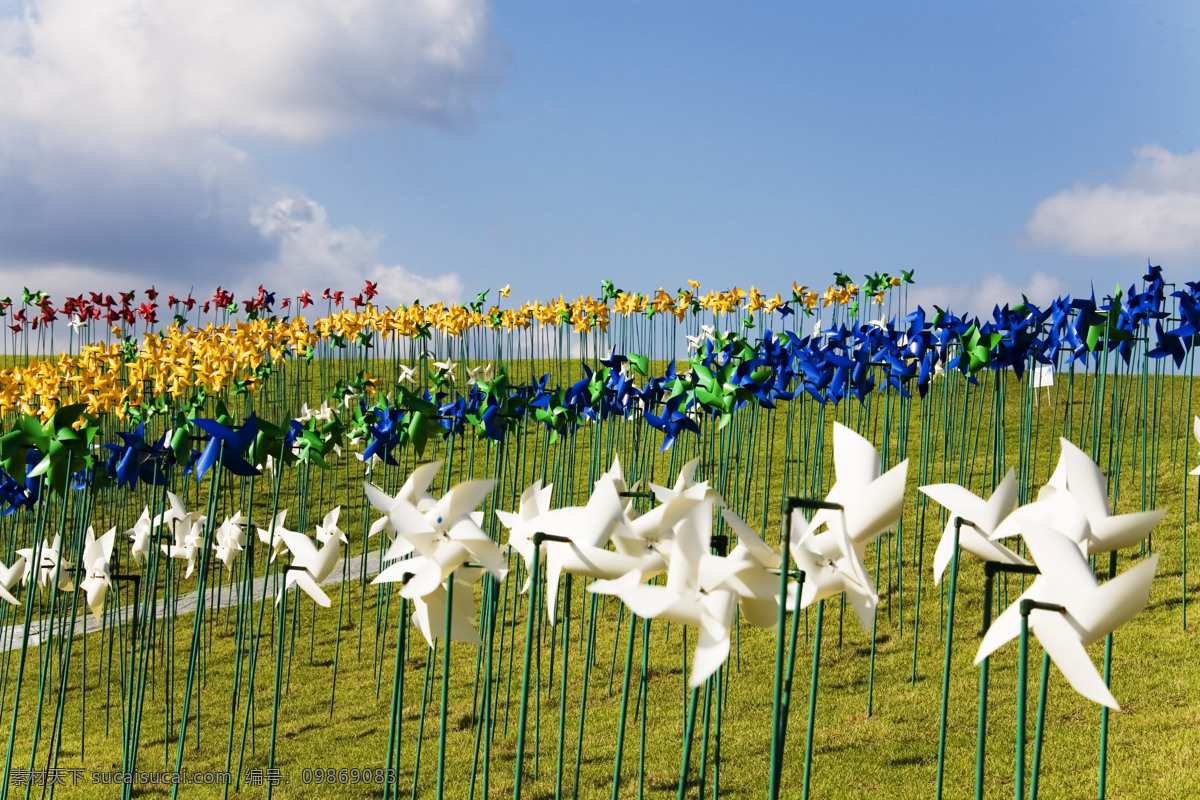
[
  {"x1": 976, "y1": 525, "x2": 1158, "y2": 709},
  {"x1": 364, "y1": 460, "x2": 441, "y2": 540},
  {"x1": 396, "y1": 364, "x2": 418, "y2": 386},
  {"x1": 256, "y1": 510, "x2": 294, "y2": 564},
  {"x1": 467, "y1": 363, "x2": 492, "y2": 385},
  {"x1": 160, "y1": 516, "x2": 204, "y2": 579},
  {"x1": 153, "y1": 491, "x2": 208, "y2": 577},
  {"x1": 127, "y1": 507, "x2": 153, "y2": 564},
  {"x1": 17, "y1": 534, "x2": 74, "y2": 591},
  {"x1": 192, "y1": 410, "x2": 260, "y2": 479},
  {"x1": 0, "y1": 556, "x2": 25, "y2": 604},
  {"x1": 409, "y1": 568, "x2": 485, "y2": 647},
  {"x1": 277, "y1": 527, "x2": 343, "y2": 607},
  {"x1": 590, "y1": 494, "x2": 776, "y2": 688},
  {"x1": 780, "y1": 503, "x2": 879, "y2": 631},
  {"x1": 610, "y1": 457, "x2": 717, "y2": 557},
  {"x1": 314, "y1": 506, "x2": 346, "y2": 544},
  {"x1": 493, "y1": 480, "x2": 554, "y2": 589},
  {"x1": 993, "y1": 439, "x2": 1165, "y2": 555},
  {"x1": 370, "y1": 476, "x2": 505, "y2": 600},
  {"x1": 214, "y1": 513, "x2": 248, "y2": 570},
  {"x1": 79, "y1": 526, "x2": 117, "y2": 626},
  {"x1": 807, "y1": 423, "x2": 909, "y2": 561},
  {"x1": 919, "y1": 469, "x2": 1030, "y2": 585},
  {"x1": 498, "y1": 471, "x2": 644, "y2": 619},
  {"x1": 644, "y1": 394, "x2": 699, "y2": 451}
]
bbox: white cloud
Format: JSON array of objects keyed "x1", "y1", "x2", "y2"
[
  {"x1": 1026, "y1": 145, "x2": 1200, "y2": 257},
  {"x1": 0, "y1": 0, "x2": 498, "y2": 145},
  {"x1": 907, "y1": 270, "x2": 1068, "y2": 317},
  {"x1": 0, "y1": 0, "x2": 492, "y2": 297},
  {"x1": 253, "y1": 195, "x2": 464, "y2": 305}
]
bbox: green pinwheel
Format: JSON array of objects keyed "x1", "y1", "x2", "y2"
[{"x1": 1, "y1": 405, "x2": 97, "y2": 496}]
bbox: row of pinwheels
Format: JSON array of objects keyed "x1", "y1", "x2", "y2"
[
  {"x1": 3, "y1": 272, "x2": 911, "y2": 337},
  {"x1": 0, "y1": 301, "x2": 1186, "y2": 516},
  {"x1": 2, "y1": 419, "x2": 1161, "y2": 716},
  {"x1": 0, "y1": 263, "x2": 1192, "y2": 432}
]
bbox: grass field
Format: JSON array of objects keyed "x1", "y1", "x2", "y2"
[{"x1": 1, "y1": 360, "x2": 1197, "y2": 799}]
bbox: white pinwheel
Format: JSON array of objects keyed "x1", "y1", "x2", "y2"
[
  {"x1": 919, "y1": 468, "x2": 1030, "y2": 585},
  {"x1": 499, "y1": 472, "x2": 653, "y2": 620},
  {"x1": 79, "y1": 526, "x2": 117, "y2": 626},
  {"x1": 127, "y1": 507, "x2": 153, "y2": 564},
  {"x1": 502, "y1": 472, "x2": 626, "y2": 578},
  {"x1": 994, "y1": 439, "x2": 1164, "y2": 555},
  {"x1": 396, "y1": 364, "x2": 418, "y2": 386},
  {"x1": 154, "y1": 491, "x2": 206, "y2": 546},
  {"x1": 365, "y1": 461, "x2": 442, "y2": 540},
  {"x1": 610, "y1": 457, "x2": 714, "y2": 556},
  {"x1": 411, "y1": 568, "x2": 485, "y2": 648},
  {"x1": 155, "y1": 491, "x2": 208, "y2": 576},
  {"x1": 775, "y1": 423, "x2": 908, "y2": 631},
  {"x1": 17, "y1": 534, "x2": 74, "y2": 591},
  {"x1": 467, "y1": 363, "x2": 492, "y2": 385},
  {"x1": 315, "y1": 506, "x2": 347, "y2": 544},
  {"x1": 494, "y1": 479, "x2": 554, "y2": 589},
  {"x1": 278, "y1": 527, "x2": 343, "y2": 607},
  {"x1": 975, "y1": 524, "x2": 1158, "y2": 709},
  {"x1": 591, "y1": 496, "x2": 776, "y2": 687},
  {"x1": 0, "y1": 556, "x2": 26, "y2": 604},
  {"x1": 371, "y1": 476, "x2": 506, "y2": 599},
  {"x1": 786, "y1": 507, "x2": 879, "y2": 631},
  {"x1": 214, "y1": 513, "x2": 248, "y2": 570},
  {"x1": 256, "y1": 510, "x2": 294, "y2": 564},
  {"x1": 808, "y1": 423, "x2": 909, "y2": 556}
]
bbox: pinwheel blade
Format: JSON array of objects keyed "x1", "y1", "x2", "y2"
[{"x1": 1035, "y1": 612, "x2": 1120, "y2": 710}]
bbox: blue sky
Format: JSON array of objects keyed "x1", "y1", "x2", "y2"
[{"x1": 0, "y1": 1, "x2": 1196, "y2": 312}]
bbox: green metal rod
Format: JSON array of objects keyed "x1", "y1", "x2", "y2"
[
  {"x1": 978, "y1": 561, "x2": 1042, "y2": 799},
  {"x1": 610, "y1": 606, "x2": 638, "y2": 800},
  {"x1": 437, "y1": 570, "x2": 455, "y2": 800},
  {"x1": 1029, "y1": 652, "x2": 1051, "y2": 800},
  {"x1": 554, "y1": 574, "x2": 572, "y2": 800},
  {"x1": 513, "y1": 533, "x2": 568, "y2": 800},
  {"x1": 1016, "y1": 600, "x2": 1066, "y2": 800},
  {"x1": 676, "y1": 686, "x2": 702, "y2": 800},
  {"x1": 935, "y1": 518, "x2": 966, "y2": 800},
  {"x1": 267, "y1": 566, "x2": 305, "y2": 800},
  {"x1": 1098, "y1": 550, "x2": 1118, "y2": 799},
  {"x1": 802, "y1": 599, "x2": 825, "y2": 800}
]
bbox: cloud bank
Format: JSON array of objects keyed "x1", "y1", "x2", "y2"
[
  {"x1": 1026, "y1": 145, "x2": 1200, "y2": 259},
  {"x1": 0, "y1": 0, "x2": 495, "y2": 303}
]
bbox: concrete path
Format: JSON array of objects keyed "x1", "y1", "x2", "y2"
[{"x1": 0, "y1": 548, "x2": 389, "y2": 653}]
